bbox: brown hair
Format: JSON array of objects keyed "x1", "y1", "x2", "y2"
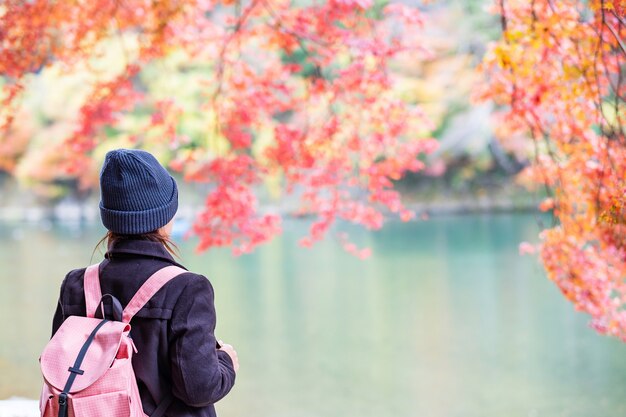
[{"x1": 93, "y1": 230, "x2": 180, "y2": 259}]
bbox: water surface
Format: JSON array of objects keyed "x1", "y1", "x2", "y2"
[{"x1": 1, "y1": 214, "x2": 624, "y2": 417}]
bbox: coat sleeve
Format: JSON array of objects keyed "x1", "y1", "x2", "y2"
[
  {"x1": 51, "y1": 272, "x2": 70, "y2": 337},
  {"x1": 169, "y1": 275, "x2": 236, "y2": 407}
]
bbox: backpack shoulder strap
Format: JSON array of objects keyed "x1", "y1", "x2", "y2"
[
  {"x1": 122, "y1": 265, "x2": 187, "y2": 323},
  {"x1": 84, "y1": 263, "x2": 102, "y2": 318}
]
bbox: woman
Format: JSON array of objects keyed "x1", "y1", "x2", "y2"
[{"x1": 51, "y1": 148, "x2": 238, "y2": 417}]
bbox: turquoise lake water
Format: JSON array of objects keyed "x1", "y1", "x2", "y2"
[{"x1": 1, "y1": 214, "x2": 625, "y2": 417}]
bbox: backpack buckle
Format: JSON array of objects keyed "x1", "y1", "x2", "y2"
[
  {"x1": 58, "y1": 392, "x2": 69, "y2": 417},
  {"x1": 68, "y1": 366, "x2": 84, "y2": 375}
]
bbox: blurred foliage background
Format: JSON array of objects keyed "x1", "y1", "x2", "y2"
[{"x1": 0, "y1": 0, "x2": 537, "y2": 214}]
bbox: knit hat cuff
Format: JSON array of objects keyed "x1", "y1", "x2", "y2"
[{"x1": 100, "y1": 179, "x2": 178, "y2": 235}]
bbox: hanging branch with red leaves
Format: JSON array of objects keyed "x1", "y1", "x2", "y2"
[
  {"x1": 1, "y1": 0, "x2": 436, "y2": 255},
  {"x1": 479, "y1": 0, "x2": 626, "y2": 340}
]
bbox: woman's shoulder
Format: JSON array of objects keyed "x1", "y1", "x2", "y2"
[
  {"x1": 171, "y1": 270, "x2": 215, "y2": 296},
  {"x1": 53, "y1": 267, "x2": 89, "y2": 315},
  {"x1": 60, "y1": 263, "x2": 215, "y2": 304},
  {"x1": 61, "y1": 267, "x2": 88, "y2": 299},
  {"x1": 137, "y1": 264, "x2": 216, "y2": 309}
]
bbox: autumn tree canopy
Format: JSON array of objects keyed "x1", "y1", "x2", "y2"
[
  {"x1": 6, "y1": 0, "x2": 626, "y2": 341},
  {"x1": 0, "y1": 0, "x2": 436, "y2": 256},
  {"x1": 479, "y1": 0, "x2": 626, "y2": 340}
]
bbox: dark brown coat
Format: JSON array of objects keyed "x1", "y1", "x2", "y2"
[{"x1": 52, "y1": 238, "x2": 236, "y2": 417}]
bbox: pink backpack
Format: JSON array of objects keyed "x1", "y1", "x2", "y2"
[{"x1": 39, "y1": 263, "x2": 186, "y2": 417}]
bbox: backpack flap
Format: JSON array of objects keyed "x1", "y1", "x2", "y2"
[{"x1": 40, "y1": 316, "x2": 130, "y2": 393}]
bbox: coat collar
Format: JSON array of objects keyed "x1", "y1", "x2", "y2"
[{"x1": 105, "y1": 238, "x2": 185, "y2": 268}]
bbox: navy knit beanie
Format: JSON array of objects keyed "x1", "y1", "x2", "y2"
[{"x1": 99, "y1": 149, "x2": 178, "y2": 235}]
